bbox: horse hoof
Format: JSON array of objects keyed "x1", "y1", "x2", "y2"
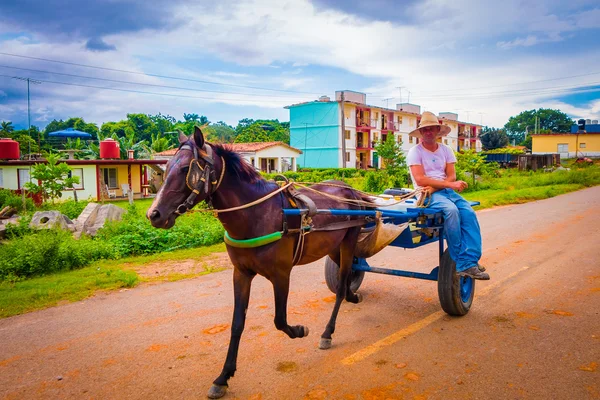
[
  {"x1": 303, "y1": 326, "x2": 309, "y2": 337},
  {"x1": 319, "y1": 338, "x2": 332, "y2": 350},
  {"x1": 207, "y1": 384, "x2": 227, "y2": 399},
  {"x1": 356, "y1": 293, "x2": 363, "y2": 303}
]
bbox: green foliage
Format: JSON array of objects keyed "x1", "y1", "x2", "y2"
[
  {"x1": 456, "y1": 150, "x2": 497, "y2": 188},
  {"x1": 483, "y1": 148, "x2": 525, "y2": 154},
  {"x1": 0, "y1": 230, "x2": 117, "y2": 281},
  {"x1": 24, "y1": 153, "x2": 80, "y2": 202},
  {"x1": 0, "y1": 189, "x2": 35, "y2": 212},
  {"x1": 38, "y1": 199, "x2": 89, "y2": 220},
  {"x1": 504, "y1": 109, "x2": 573, "y2": 143},
  {"x1": 480, "y1": 128, "x2": 509, "y2": 150},
  {"x1": 1, "y1": 121, "x2": 15, "y2": 134},
  {"x1": 234, "y1": 119, "x2": 290, "y2": 144},
  {"x1": 96, "y1": 205, "x2": 225, "y2": 256},
  {"x1": 44, "y1": 117, "x2": 99, "y2": 139},
  {"x1": 204, "y1": 121, "x2": 236, "y2": 143},
  {"x1": 3, "y1": 214, "x2": 33, "y2": 239},
  {"x1": 363, "y1": 171, "x2": 388, "y2": 193}
]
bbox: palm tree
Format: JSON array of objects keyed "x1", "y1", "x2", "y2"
[{"x1": 1, "y1": 121, "x2": 15, "y2": 135}]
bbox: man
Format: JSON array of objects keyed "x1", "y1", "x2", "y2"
[{"x1": 406, "y1": 111, "x2": 489, "y2": 280}]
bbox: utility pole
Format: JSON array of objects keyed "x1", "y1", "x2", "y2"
[
  {"x1": 407, "y1": 91, "x2": 411, "y2": 103},
  {"x1": 13, "y1": 77, "x2": 41, "y2": 159},
  {"x1": 340, "y1": 91, "x2": 346, "y2": 168}
]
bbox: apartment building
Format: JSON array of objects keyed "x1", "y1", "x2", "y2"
[{"x1": 286, "y1": 90, "x2": 482, "y2": 169}]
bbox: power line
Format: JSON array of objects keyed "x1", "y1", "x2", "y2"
[
  {"x1": 0, "y1": 74, "x2": 307, "y2": 104},
  {"x1": 0, "y1": 51, "x2": 323, "y2": 95},
  {"x1": 0, "y1": 64, "x2": 311, "y2": 99}
]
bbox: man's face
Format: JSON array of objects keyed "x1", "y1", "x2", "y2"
[{"x1": 420, "y1": 126, "x2": 440, "y2": 144}]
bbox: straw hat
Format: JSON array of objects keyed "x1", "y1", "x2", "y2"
[{"x1": 409, "y1": 111, "x2": 451, "y2": 138}]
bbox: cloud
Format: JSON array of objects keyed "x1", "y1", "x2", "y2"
[
  {"x1": 85, "y1": 37, "x2": 117, "y2": 52},
  {"x1": 0, "y1": 0, "x2": 186, "y2": 44},
  {"x1": 497, "y1": 35, "x2": 541, "y2": 49}
]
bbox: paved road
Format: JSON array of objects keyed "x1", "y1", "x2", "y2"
[{"x1": 1, "y1": 187, "x2": 599, "y2": 400}]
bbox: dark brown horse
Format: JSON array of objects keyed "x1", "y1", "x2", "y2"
[{"x1": 147, "y1": 126, "x2": 372, "y2": 399}]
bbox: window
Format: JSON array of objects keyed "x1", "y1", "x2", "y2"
[
  {"x1": 580, "y1": 143, "x2": 586, "y2": 148},
  {"x1": 345, "y1": 152, "x2": 350, "y2": 162},
  {"x1": 409, "y1": 136, "x2": 414, "y2": 144},
  {"x1": 444, "y1": 139, "x2": 448, "y2": 145},
  {"x1": 345, "y1": 130, "x2": 351, "y2": 140},
  {"x1": 0, "y1": 168, "x2": 3, "y2": 188},
  {"x1": 102, "y1": 168, "x2": 118, "y2": 188},
  {"x1": 397, "y1": 116, "x2": 403, "y2": 124},
  {"x1": 18, "y1": 168, "x2": 31, "y2": 189},
  {"x1": 397, "y1": 135, "x2": 402, "y2": 144},
  {"x1": 69, "y1": 168, "x2": 84, "y2": 189},
  {"x1": 557, "y1": 143, "x2": 569, "y2": 153}
]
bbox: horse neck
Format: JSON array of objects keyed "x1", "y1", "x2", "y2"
[{"x1": 210, "y1": 170, "x2": 283, "y2": 237}]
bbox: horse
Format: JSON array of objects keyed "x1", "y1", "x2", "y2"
[{"x1": 147, "y1": 126, "x2": 373, "y2": 399}]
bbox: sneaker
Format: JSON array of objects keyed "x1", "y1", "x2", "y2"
[{"x1": 457, "y1": 266, "x2": 490, "y2": 280}]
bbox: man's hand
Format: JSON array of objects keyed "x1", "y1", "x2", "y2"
[{"x1": 449, "y1": 180, "x2": 468, "y2": 192}]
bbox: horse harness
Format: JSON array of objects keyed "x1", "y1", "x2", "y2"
[{"x1": 175, "y1": 143, "x2": 225, "y2": 216}]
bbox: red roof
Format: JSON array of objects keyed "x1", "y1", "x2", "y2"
[{"x1": 154, "y1": 142, "x2": 301, "y2": 157}]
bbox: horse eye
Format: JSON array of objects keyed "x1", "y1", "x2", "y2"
[{"x1": 182, "y1": 166, "x2": 190, "y2": 174}]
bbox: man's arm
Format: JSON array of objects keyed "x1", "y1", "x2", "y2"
[{"x1": 410, "y1": 163, "x2": 468, "y2": 192}]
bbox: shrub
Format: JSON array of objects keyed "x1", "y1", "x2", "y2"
[
  {"x1": 363, "y1": 171, "x2": 388, "y2": 193},
  {"x1": 0, "y1": 229, "x2": 117, "y2": 281},
  {"x1": 0, "y1": 189, "x2": 35, "y2": 212},
  {"x1": 38, "y1": 199, "x2": 89, "y2": 220},
  {"x1": 96, "y1": 204, "x2": 224, "y2": 256}
]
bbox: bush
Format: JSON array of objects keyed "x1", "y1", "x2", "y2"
[
  {"x1": 0, "y1": 189, "x2": 35, "y2": 212},
  {"x1": 363, "y1": 171, "x2": 388, "y2": 193},
  {"x1": 0, "y1": 229, "x2": 117, "y2": 281},
  {"x1": 38, "y1": 199, "x2": 89, "y2": 220},
  {"x1": 96, "y1": 204, "x2": 224, "y2": 256}
]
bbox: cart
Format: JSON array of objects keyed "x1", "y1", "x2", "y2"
[{"x1": 283, "y1": 196, "x2": 480, "y2": 316}]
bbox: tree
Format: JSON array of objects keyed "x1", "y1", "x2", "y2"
[
  {"x1": 504, "y1": 109, "x2": 573, "y2": 144},
  {"x1": 1, "y1": 121, "x2": 14, "y2": 135},
  {"x1": 234, "y1": 119, "x2": 290, "y2": 143},
  {"x1": 24, "y1": 153, "x2": 79, "y2": 203},
  {"x1": 204, "y1": 121, "x2": 236, "y2": 143},
  {"x1": 455, "y1": 149, "x2": 491, "y2": 188},
  {"x1": 480, "y1": 128, "x2": 509, "y2": 150},
  {"x1": 374, "y1": 134, "x2": 408, "y2": 187}
]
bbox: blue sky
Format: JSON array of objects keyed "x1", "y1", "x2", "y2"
[{"x1": 1, "y1": 0, "x2": 599, "y2": 131}]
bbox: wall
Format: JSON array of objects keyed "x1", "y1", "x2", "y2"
[
  {"x1": 533, "y1": 133, "x2": 600, "y2": 158},
  {"x1": 61, "y1": 165, "x2": 97, "y2": 201},
  {"x1": 289, "y1": 102, "x2": 341, "y2": 168}
]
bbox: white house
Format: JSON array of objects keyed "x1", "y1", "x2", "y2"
[{"x1": 155, "y1": 141, "x2": 302, "y2": 173}]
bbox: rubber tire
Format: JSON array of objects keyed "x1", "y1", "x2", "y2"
[
  {"x1": 324, "y1": 256, "x2": 365, "y2": 294},
  {"x1": 437, "y1": 249, "x2": 475, "y2": 316}
]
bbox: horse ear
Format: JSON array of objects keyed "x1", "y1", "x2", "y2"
[
  {"x1": 177, "y1": 130, "x2": 188, "y2": 144},
  {"x1": 193, "y1": 125, "x2": 205, "y2": 148}
]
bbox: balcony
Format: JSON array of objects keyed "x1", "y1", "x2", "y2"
[
  {"x1": 381, "y1": 120, "x2": 400, "y2": 131},
  {"x1": 356, "y1": 118, "x2": 378, "y2": 130}
]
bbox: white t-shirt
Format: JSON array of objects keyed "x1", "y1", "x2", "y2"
[{"x1": 406, "y1": 143, "x2": 457, "y2": 189}]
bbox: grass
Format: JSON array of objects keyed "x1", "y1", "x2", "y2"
[
  {"x1": 0, "y1": 243, "x2": 227, "y2": 319},
  {"x1": 0, "y1": 266, "x2": 138, "y2": 319}
]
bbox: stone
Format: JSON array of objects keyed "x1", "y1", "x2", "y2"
[
  {"x1": 83, "y1": 204, "x2": 125, "y2": 236},
  {"x1": 0, "y1": 216, "x2": 20, "y2": 239},
  {"x1": 29, "y1": 211, "x2": 75, "y2": 231}
]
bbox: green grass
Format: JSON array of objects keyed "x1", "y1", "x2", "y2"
[
  {"x1": 0, "y1": 266, "x2": 138, "y2": 319},
  {"x1": 0, "y1": 243, "x2": 227, "y2": 319},
  {"x1": 463, "y1": 184, "x2": 586, "y2": 209}
]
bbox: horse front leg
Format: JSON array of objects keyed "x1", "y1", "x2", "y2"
[
  {"x1": 319, "y1": 228, "x2": 360, "y2": 350},
  {"x1": 272, "y1": 268, "x2": 310, "y2": 339},
  {"x1": 208, "y1": 268, "x2": 254, "y2": 399}
]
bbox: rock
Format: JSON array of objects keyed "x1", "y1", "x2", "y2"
[
  {"x1": 29, "y1": 211, "x2": 75, "y2": 231},
  {"x1": 82, "y1": 204, "x2": 125, "y2": 236},
  {"x1": 0, "y1": 216, "x2": 20, "y2": 239}
]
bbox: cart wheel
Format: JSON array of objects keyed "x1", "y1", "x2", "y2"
[
  {"x1": 437, "y1": 249, "x2": 475, "y2": 316},
  {"x1": 324, "y1": 256, "x2": 365, "y2": 294}
]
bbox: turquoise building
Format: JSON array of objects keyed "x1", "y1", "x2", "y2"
[{"x1": 287, "y1": 100, "x2": 342, "y2": 168}]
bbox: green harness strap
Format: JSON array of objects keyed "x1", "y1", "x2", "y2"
[{"x1": 224, "y1": 230, "x2": 283, "y2": 248}]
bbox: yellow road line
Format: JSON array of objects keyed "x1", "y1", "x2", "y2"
[{"x1": 341, "y1": 266, "x2": 530, "y2": 365}]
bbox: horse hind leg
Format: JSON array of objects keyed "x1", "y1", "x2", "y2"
[
  {"x1": 272, "y1": 268, "x2": 310, "y2": 339},
  {"x1": 319, "y1": 227, "x2": 360, "y2": 350},
  {"x1": 208, "y1": 268, "x2": 255, "y2": 399}
]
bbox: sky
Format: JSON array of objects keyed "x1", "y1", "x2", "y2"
[{"x1": 1, "y1": 0, "x2": 599, "y2": 131}]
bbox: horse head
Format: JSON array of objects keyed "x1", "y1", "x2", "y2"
[{"x1": 147, "y1": 126, "x2": 221, "y2": 228}]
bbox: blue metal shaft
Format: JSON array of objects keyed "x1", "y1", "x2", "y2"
[
  {"x1": 352, "y1": 263, "x2": 439, "y2": 281},
  {"x1": 283, "y1": 208, "x2": 426, "y2": 219}
]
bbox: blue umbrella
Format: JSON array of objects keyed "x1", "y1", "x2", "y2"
[{"x1": 48, "y1": 128, "x2": 93, "y2": 138}]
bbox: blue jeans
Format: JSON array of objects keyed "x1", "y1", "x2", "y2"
[{"x1": 427, "y1": 189, "x2": 481, "y2": 272}]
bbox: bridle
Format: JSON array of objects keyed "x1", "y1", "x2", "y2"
[{"x1": 174, "y1": 142, "x2": 226, "y2": 215}]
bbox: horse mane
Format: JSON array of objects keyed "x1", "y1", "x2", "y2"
[{"x1": 212, "y1": 143, "x2": 272, "y2": 187}]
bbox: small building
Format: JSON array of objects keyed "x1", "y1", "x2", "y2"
[
  {"x1": 0, "y1": 158, "x2": 167, "y2": 201},
  {"x1": 532, "y1": 131, "x2": 600, "y2": 158},
  {"x1": 155, "y1": 141, "x2": 301, "y2": 173},
  {"x1": 285, "y1": 90, "x2": 482, "y2": 169}
]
